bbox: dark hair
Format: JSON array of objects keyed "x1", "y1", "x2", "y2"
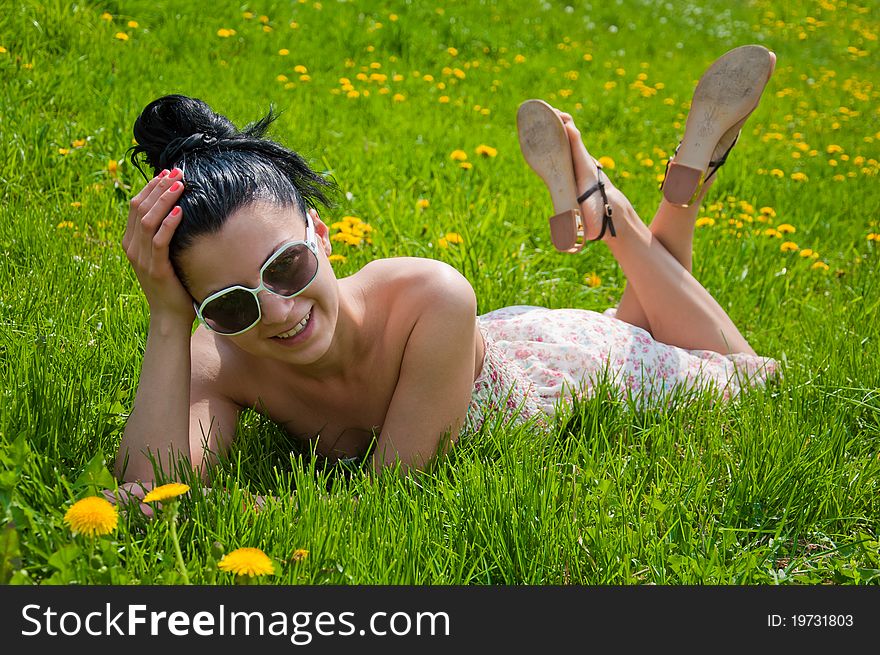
[{"x1": 127, "y1": 94, "x2": 335, "y2": 284}]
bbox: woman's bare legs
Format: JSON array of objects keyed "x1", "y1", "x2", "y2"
[
  {"x1": 559, "y1": 114, "x2": 756, "y2": 356},
  {"x1": 613, "y1": 182, "x2": 715, "y2": 334}
]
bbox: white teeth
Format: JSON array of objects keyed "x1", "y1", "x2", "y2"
[{"x1": 274, "y1": 311, "x2": 310, "y2": 339}]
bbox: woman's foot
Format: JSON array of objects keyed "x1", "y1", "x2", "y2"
[{"x1": 661, "y1": 45, "x2": 777, "y2": 206}]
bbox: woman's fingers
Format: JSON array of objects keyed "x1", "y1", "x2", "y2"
[
  {"x1": 137, "y1": 177, "x2": 185, "y2": 256},
  {"x1": 124, "y1": 170, "x2": 169, "y2": 249},
  {"x1": 151, "y1": 206, "x2": 183, "y2": 255}
]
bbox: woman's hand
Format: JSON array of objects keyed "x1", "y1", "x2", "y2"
[{"x1": 121, "y1": 168, "x2": 195, "y2": 324}]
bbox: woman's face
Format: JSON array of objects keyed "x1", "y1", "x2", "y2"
[{"x1": 180, "y1": 201, "x2": 339, "y2": 365}]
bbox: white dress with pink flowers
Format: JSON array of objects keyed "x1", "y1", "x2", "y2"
[{"x1": 464, "y1": 305, "x2": 779, "y2": 432}]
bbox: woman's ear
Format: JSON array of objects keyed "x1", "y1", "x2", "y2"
[{"x1": 308, "y1": 208, "x2": 332, "y2": 257}]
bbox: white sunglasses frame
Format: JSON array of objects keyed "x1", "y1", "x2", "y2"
[{"x1": 194, "y1": 213, "x2": 319, "y2": 336}]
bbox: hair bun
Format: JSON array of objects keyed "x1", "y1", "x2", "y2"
[{"x1": 130, "y1": 94, "x2": 237, "y2": 172}]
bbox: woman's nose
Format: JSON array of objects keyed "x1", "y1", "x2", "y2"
[{"x1": 257, "y1": 291, "x2": 297, "y2": 326}]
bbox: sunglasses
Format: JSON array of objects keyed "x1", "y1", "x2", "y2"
[{"x1": 194, "y1": 214, "x2": 319, "y2": 336}]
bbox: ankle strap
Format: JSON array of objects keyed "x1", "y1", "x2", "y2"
[{"x1": 577, "y1": 169, "x2": 616, "y2": 240}]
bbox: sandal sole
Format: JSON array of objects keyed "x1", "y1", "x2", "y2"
[
  {"x1": 662, "y1": 45, "x2": 774, "y2": 206},
  {"x1": 517, "y1": 99, "x2": 588, "y2": 252}
]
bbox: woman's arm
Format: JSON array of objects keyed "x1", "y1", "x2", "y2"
[
  {"x1": 115, "y1": 168, "x2": 240, "y2": 483},
  {"x1": 371, "y1": 263, "x2": 478, "y2": 474}
]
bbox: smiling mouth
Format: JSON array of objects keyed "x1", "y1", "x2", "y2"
[{"x1": 272, "y1": 310, "x2": 312, "y2": 339}]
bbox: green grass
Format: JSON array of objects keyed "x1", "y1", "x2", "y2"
[{"x1": 1, "y1": 0, "x2": 878, "y2": 584}]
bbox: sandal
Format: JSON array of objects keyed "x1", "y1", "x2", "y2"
[
  {"x1": 660, "y1": 45, "x2": 776, "y2": 207},
  {"x1": 516, "y1": 99, "x2": 615, "y2": 253}
]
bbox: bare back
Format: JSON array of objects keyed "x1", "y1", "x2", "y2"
[{"x1": 191, "y1": 257, "x2": 486, "y2": 462}]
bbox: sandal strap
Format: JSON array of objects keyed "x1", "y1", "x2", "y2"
[
  {"x1": 704, "y1": 131, "x2": 740, "y2": 185},
  {"x1": 577, "y1": 168, "x2": 616, "y2": 241}
]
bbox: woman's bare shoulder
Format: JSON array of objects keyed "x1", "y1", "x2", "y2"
[{"x1": 355, "y1": 256, "x2": 474, "y2": 302}]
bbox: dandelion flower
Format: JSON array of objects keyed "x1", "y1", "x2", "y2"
[
  {"x1": 100, "y1": 12, "x2": 112, "y2": 21},
  {"x1": 780, "y1": 241, "x2": 799, "y2": 253},
  {"x1": 584, "y1": 272, "x2": 601, "y2": 288},
  {"x1": 695, "y1": 217, "x2": 715, "y2": 228},
  {"x1": 770, "y1": 168, "x2": 785, "y2": 178},
  {"x1": 811, "y1": 261, "x2": 829, "y2": 271},
  {"x1": 597, "y1": 156, "x2": 615, "y2": 169},
  {"x1": 777, "y1": 223, "x2": 796, "y2": 234},
  {"x1": 763, "y1": 228, "x2": 780, "y2": 238},
  {"x1": 58, "y1": 148, "x2": 70, "y2": 155},
  {"x1": 278, "y1": 48, "x2": 289, "y2": 56},
  {"x1": 867, "y1": 233, "x2": 878, "y2": 241},
  {"x1": 294, "y1": 64, "x2": 308, "y2": 74},
  {"x1": 291, "y1": 548, "x2": 309, "y2": 562},
  {"x1": 475, "y1": 144, "x2": 498, "y2": 157},
  {"x1": 799, "y1": 249, "x2": 814, "y2": 258},
  {"x1": 449, "y1": 150, "x2": 468, "y2": 162},
  {"x1": 447, "y1": 47, "x2": 458, "y2": 57},
  {"x1": 416, "y1": 198, "x2": 429, "y2": 209},
  {"x1": 393, "y1": 93, "x2": 406, "y2": 102},
  {"x1": 759, "y1": 206, "x2": 776, "y2": 217},
  {"x1": 57, "y1": 220, "x2": 75, "y2": 229},
  {"x1": 218, "y1": 548, "x2": 275, "y2": 577},
  {"x1": 791, "y1": 172, "x2": 808, "y2": 181},
  {"x1": 114, "y1": 32, "x2": 129, "y2": 41},
  {"x1": 328, "y1": 254, "x2": 347, "y2": 264},
  {"x1": 64, "y1": 497, "x2": 118, "y2": 537},
  {"x1": 437, "y1": 238, "x2": 448, "y2": 249},
  {"x1": 70, "y1": 201, "x2": 82, "y2": 208},
  {"x1": 444, "y1": 232, "x2": 464, "y2": 244},
  {"x1": 439, "y1": 96, "x2": 450, "y2": 104},
  {"x1": 143, "y1": 482, "x2": 190, "y2": 503},
  {"x1": 514, "y1": 54, "x2": 526, "y2": 63},
  {"x1": 127, "y1": 20, "x2": 139, "y2": 28},
  {"x1": 459, "y1": 162, "x2": 473, "y2": 170}
]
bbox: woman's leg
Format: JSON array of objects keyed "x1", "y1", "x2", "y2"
[
  {"x1": 561, "y1": 115, "x2": 756, "y2": 356},
  {"x1": 613, "y1": 182, "x2": 715, "y2": 333}
]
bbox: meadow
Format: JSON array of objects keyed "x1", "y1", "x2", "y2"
[{"x1": 0, "y1": 0, "x2": 877, "y2": 585}]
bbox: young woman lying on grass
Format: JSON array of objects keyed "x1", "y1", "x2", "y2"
[{"x1": 115, "y1": 45, "x2": 779, "y2": 495}]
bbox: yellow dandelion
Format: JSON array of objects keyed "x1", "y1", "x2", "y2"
[
  {"x1": 72, "y1": 138, "x2": 86, "y2": 148},
  {"x1": 216, "y1": 28, "x2": 232, "y2": 37},
  {"x1": 328, "y1": 254, "x2": 347, "y2": 263},
  {"x1": 597, "y1": 156, "x2": 615, "y2": 169},
  {"x1": 780, "y1": 241, "x2": 799, "y2": 252},
  {"x1": 475, "y1": 144, "x2": 498, "y2": 158},
  {"x1": 142, "y1": 482, "x2": 190, "y2": 503},
  {"x1": 810, "y1": 261, "x2": 829, "y2": 271},
  {"x1": 459, "y1": 162, "x2": 473, "y2": 170},
  {"x1": 791, "y1": 172, "x2": 808, "y2": 181},
  {"x1": 695, "y1": 217, "x2": 715, "y2": 228},
  {"x1": 258, "y1": 15, "x2": 269, "y2": 24},
  {"x1": 58, "y1": 148, "x2": 70, "y2": 155},
  {"x1": 867, "y1": 233, "x2": 878, "y2": 241},
  {"x1": 100, "y1": 12, "x2": 112, "y2": 21},
  {"x1": 57, "y1": 220, "x2": 75, "y2": 229},
  {"x1": 444, "y1": 232, "x2": 464, "y2": 244},
  {"x1": 0, "y1": 46, "x2": 6, "y2": 54},
  {"x1": 439, "y1": 96, "x2": 450, "y2": 104},
  {"x1": 70, "y1": 201, "x2": 82, "y2": 208},
  {"x1": 584, "y1": 272, "x2": 601, "y2": 288},
  {"x1": 107, "y1": 159, "x2": 118, "y2": 175},
  {"x1": 114, "y1": 32, "x2": 129, "y2": 41},
  {"x1": 759, "y1": 206, "x2": 776, "y2": 217},
  {"x1": 447, "y1": 47, "x2": 458, "y2": 57},
  {"x1": 291, "y1": 548, "x2": 309, "y2": 562},
  {"x1": 294, "y1": 64, "x2": 308, "y2": 74},
  {"x1": 416, "y1": 198, "x2": 430, "y2": 209},
  {"x1": 393, "y1": 93, "x2": 406, "y2": 102},
  {"x1": 389, "y1": 14, "x2": 398, "y2": 22},
  {"x1": 826, "y1": 144, "x2": 843, "y2": 154},
  {"x1": 278, "y1": 48, "x2": 289, "y2": 56},
  {"x1": 64, "y1": 497, "x2": 118, "y2": 537},
  {"x1": 218, "y1": 547, "x2": 275, "y2": 577},
  {"x1": 289, "y1": 21, "x2": 299, "y2": 29},
  {"x1": 770, "y1": 168, "x2": 785, "y2": 178},
  {"x1": 450, "y1": 150, "x2": 468, "y2": 162},
  {"x1": 299, "y1": 74, "x2": 311, "y2": 82},
  {"x1": 763, "y1": 228, "x2": 780, "y2": 238},
  {"x1": 777, "y1": 223, "x2": 796, "y2": 234},
  {"x1": 437, "y1": 238, "x2": 449, "y2": 249},
  {"x1": 799, "y1": 248, "x2": 815, "y2": 258},
  {"x1": 262, "y1": 25, "x2": 272, "y2": 32},
  {"x1": 242, "y1": 11, "x2": 254, "y2": 19},
  {"x1": 514, "y1": 54, "x2": 526, "y2": 63},
  {"x1": 127, "y1": 20, "x2": 139, "y2": 28},
  {"x1": 276, "y1": 74, "x2": 288, "y2": 82},
  {"x1": 640, "y1": 158, "x2": 654, "y2": 167}
]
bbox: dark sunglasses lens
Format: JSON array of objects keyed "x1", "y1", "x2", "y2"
[
  {"x1": 201, "y1": 288, "x2": 259, "y2": 334},
  {"x1": 263, "y1": 244, "x2": 318, "y2": 296}
]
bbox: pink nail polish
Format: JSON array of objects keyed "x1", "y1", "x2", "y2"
[
  {"x1": 169, "y1": 181, "x2": 182, "y2": 192},
  {"x1": 158, "y1": 169, "x2": 169, "y2": 178},
  {"x1": 171, "y1": 206, "x2": 181, "y2": 217}
]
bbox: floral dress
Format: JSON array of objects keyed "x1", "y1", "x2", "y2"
[{"x1": 464, "y1": 305, "x2": 779, "y2": 432}]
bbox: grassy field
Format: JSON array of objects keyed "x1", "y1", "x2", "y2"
[{"x1": 0, "y1": 0, "x2": 878, "y2": 585}]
